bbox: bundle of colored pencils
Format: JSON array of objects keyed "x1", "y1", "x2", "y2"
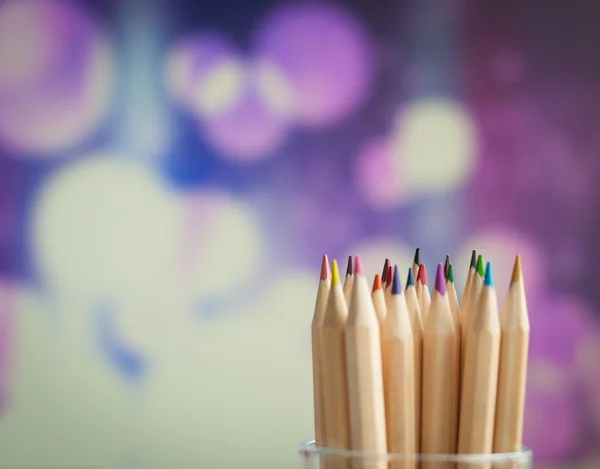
[{"x1": 311, "y1": 249, "x2": 529, "y2": 458}]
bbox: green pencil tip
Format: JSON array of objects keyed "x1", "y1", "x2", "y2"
[
  {"x1": 476, "y1": 254, "x2": 485, "y2": 277},
  {"x1": 447, "y1": 264, "x2": 454, "y2": 283}
]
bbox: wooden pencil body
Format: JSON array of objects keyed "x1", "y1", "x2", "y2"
[
  {"x1": 493, "y1": 281, "x2": 530, "y2": 453},
  {"x1": 419, "y1": 285, "x2": 431, "y2": 324},
  {"x1": 404, "y1": 286, "x2": 423, "y2": 452},
  {"x1": 459, "y1": 270, "x2": 474, "y2": 347},
  {"x1": 421, "y1": 294, "x2": 459, "y2": 460},
  {"x1": 344, "y1": 275, "x2": 354, "y2": 306},
  {"x1": 447, "y1": 281, "x2": 460, "y2": 337},
  {"x1": 458, "y1": 288, "x2": 501, "y2": 454},
  {"x1": 311, "y1": 278, "x2": 330, "y2": 445},
  {"x1": 461, "y1": 274, "x2": 482, "y2": 364},
  {"x1": 372, "y1": 289, "x2": 387, "y2": 327},
  {"x1": 346, "y1": 275, "x2": 387, "y2": 469},
  {"x1": 381, "y1": 293, "x2": 416, "y2": 469},
  {"x1": 322, "y1": 285, "x2": 351, "y2": 469}
]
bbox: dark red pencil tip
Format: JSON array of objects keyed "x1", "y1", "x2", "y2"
[
  {"x1": 345, "y1": 255, "x2": 353, "y2": 276},
  {"x1": 381, "y1": 258, "x2": 390, "y2": 284}
]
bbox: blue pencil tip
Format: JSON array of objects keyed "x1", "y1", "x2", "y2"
[
  {"x1": 406, "y1": 268, "x2": 415, "y2": 288},
  {"x1": 484, "y1": 261, "x2": 493, "y2": 287},
  {"x1": 392, "y1": 265, "x2": 402, "y2": 294}
]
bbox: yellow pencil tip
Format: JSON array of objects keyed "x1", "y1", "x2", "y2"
[
  {"x1": 331, "y1": 260, "x2": 341, "y2": 286},
  {"x1": 511, "y1": 255, "x2": 521, "y2": 284}
]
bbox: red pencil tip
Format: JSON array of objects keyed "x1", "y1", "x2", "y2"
[
  {"x1": 417, "y1": 264, "x2": 427, "y2": 285},
  {"x1": 320, "y1": 254, "x2": 330, "y2": 280},
  {"x1": 372, "y1": 274, "x2": 382, "y2": 293},
  {"x1": 386, "y1": 265, "x2": 394, "y2": 288},
  {"x1": 354, "y1": 254, "x2": 364, "y2": 275}
]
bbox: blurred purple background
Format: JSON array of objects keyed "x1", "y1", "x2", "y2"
[{"x1": 0, "y1": 0, "x2": 598, "y2": 467}]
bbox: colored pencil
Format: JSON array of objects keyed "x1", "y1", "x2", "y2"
[
  {"x1": 345, "y1": 255, "x2": 387, "y2": 465},
  {"x1": 384, "y1": 264, "x2": 394, "y2": 312},
  {"x1": 381, "y1": 265, "x2": 416, "y2": 468},
  {"x1": 311, "y1": 255, "x2": 331, "y2": 446},
  {"x1": 461, "y1": 254, "x2": 484, "y2": 361},
  {"x1": 343, "y1": 255, "x2": 354, "y2": 306},
  {"x1": 493, "y1": 255, "x2": 530, "y2": 453},
  {"x1": 458, "y1": 262, "x2": 501, "y2": 454},
  {"x1": 421, "y1": 264, "x2": 459, "y2": 456},
  {"x1": 459, "y1": 250, "x2": 477, "y2": 338},
  {"x1": 412, "y1": 248, "x2": 420, "y2": 282},
  {"x1": 405, "y1": 267, "x2": 423, "y2": 452},
  {"x1": 446, "y1": 263, "x2": 461, "y2": 337},
  {"x1": 382, "y1": 258, "x2": 390, "y2": 288},
  {"x1": 372, "y1": 274, "x2": 387, "y2": 326},
  {"x1": 321, "y1": 260, "x2": 351, "y2": 456},
  {"x1": 416, "y1": 264, "x2": 431, "y2": 324}
]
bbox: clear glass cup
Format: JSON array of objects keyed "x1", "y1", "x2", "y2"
[{"x1": 299, "y1": 439, "x2": 533, "y2": 469}]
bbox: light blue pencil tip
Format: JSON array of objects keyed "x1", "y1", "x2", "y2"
[{"x1": 484, "y1": 261, "x2": 493, "y2": 287}]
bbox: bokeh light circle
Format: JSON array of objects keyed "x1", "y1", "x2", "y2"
[
  {"x1": 176, "y1": 190, "x2": 266, "y2": 300},
  {"x1": 198, "y1": 69, "x2": 291, "y2": 161},
  {"x1": 354, "y1": 137, "x2": 411, "y2": 210},
  {"x1": 30, "y1": 155, "x2": 178, "y2": 303},
  {"x1": 165, "y1": 33, "x2": 244, "y2": 117},
  {"x1": 391, "y1": 98, "x2": 478, "y2": 194},
  {"x1": 253, "y1": 1, "x2": 375, "y2": 127},
  {"x1": 0, "y1": 0, "x2": 115, "y2": 154},
  {"x1": 455, "y1": 228, "x2": 546, "y2": 300}
]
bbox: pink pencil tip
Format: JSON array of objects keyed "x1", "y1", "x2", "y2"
[
  {"x1": 320, "y1": 254, "x2": 330, "y2": 280},
  {"x1": 354, "y1": 254, "x2": 364, "y2": 275},
  {"x1": 435, "y1": 263, "x2": 446, "y2": 295}
]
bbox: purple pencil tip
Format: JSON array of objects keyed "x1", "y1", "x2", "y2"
[{"x1": 435, "y1": 263, "x2": 446, "y2": 295}]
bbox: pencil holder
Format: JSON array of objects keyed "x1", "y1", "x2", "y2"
[{"x1": 299, "y1": 440, "x2": 533, "y2": 469}]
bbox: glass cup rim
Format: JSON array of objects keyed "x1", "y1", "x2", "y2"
[{"x1": 299, "y1": 439, "x2": 533, "y2": 463}]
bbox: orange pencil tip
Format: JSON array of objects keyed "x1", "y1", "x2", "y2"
[{"x1": 372, "y1": 274, "x2": 382, "y2": 293}]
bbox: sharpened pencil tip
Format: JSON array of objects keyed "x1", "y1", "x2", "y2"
[
  {"x1": 320, "y1": 254, "x2": 330, "y2": 280},
  {"x1": 392, "y1": 265, "x2": 401, "y2": 294},
  {"x1": 444, "y1": 255, "x2": 451, "y2": 278},
  {"x1": 345, "y1": 255, "x2": 353, "y2": 276},
  {"x1": 414, "y1": 248, "x2": 420, "y2": 265},
  {"x1": 484, "y1": 261, "x2": 494, "y2": 287},
  {"x1": 354, "y1": 254, "x2": 364, "y2": 276},
  {"x1": 406, "y1": 268, "x2": 415, "y2": 288},
  {"x1": 372, "y1": 274, "x2": 382, "y2": 293},
  {"x1": 417, "y1": 264, "x2": 427, "y2": 285},
  {"x1": 476, "y1": 254, "x2": 485, "y2": 278},
  {"x1": 511, "y1": 255, "x2": 521, "y2": 284},
  {"x1": 331, "y1": 260, "x2": 341, "y2": 286},
  {"x1": 381, "y1": 258, "x2": 390, "y2": 284},
  {"x1": 435, "y1": 263, "x2": 446, "y2": 295},
  {"x1": 386, "y1": 265, "x2": 394, "y2": 289},
  {"x1": 447, "y1": 263, "x2": 455, "y2": 283},
  {"x1": 470, "y1": 250, "x2": 477, "y2": 269}
]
